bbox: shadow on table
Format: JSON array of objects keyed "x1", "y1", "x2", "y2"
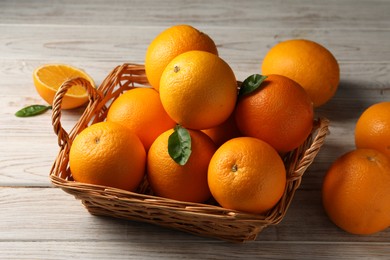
[{"x1": 315, "y1": 79, "x2": 377, "y2": 123}]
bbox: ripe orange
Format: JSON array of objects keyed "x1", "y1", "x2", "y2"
[
  {"x1": 145, "y1": 24, "x2": 218, "y2": 91},
  {"x1": 33, "y1": 64, "x2": 95, "y2": 109},
  {"x1": 322, "y1": 149, "x2": 390, "y2": 235},
  {"x1": 147, "y1": 129, "x2": 216, "y2": 203},
  {"x1": 261, "y1": 39, "x2": 339, "y2": 107},
  {"x1": 202, "y1": 113, "x2": 242, "y2": 147},
  {"x1": 106, "y1": 87, "x2": 176, "y2": 151},
  {"x1": 235, "y1": 74, "x2": 314, "y2": 153},
  {"x1": 208, "y1": 137, "x2": 286, "y2": 214},
  {"x1": 69, "y1": 121, "x2": 146, "y2": 191},
  {"x1": 159, "y1": 50, "x2": 237, "y2": 130},
  {"x1": 355, "y1": 102, "x2": 390, "y2": 159}
]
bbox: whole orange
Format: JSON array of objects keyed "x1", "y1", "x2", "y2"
[
  {"x1": 145, "y1": 24, "x2": 218, "y2": 91},
  {"x1": 147, "y1": 129, "x2": 216, "y2": 203},
  {"x1": 208, "y1": 137, "x2": 286, "y2": 214},
  {"x1": 235, "y1": 74, "x2": 314, "y2": 153},
  {"x1": 322, "y1": 149, "x2": 390, "y2": 235},
  {"x1": 355, "y1": 102, "x2": 390, "y2": 159},
  {"x1": 202, "y1": 113, "x2": 242, "y2": 147},
  {"x1": 69, "y1": 121, "x2": 146, "y2": 191},
  {"x1": 261, "y1": 39, "x2": 339, "y2": 107},
  {"x1": 106, "y1": 87, "x2": 176, "y2": 151},
  {"x1": 159, "y1": 50, "x2": 237, "y2": 130}
]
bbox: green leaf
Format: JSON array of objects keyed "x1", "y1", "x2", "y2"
[
  {"x1": 15, "y1": 105, "x2": 52, "y2": 117},
  {"x1": 168, "y1": 125, "x2": 192, "y2": 165},
  {"x1": 238, "y1": 74, "x2": 268, "y2": 97}
]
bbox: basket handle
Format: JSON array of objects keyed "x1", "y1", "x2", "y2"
[
  {"x1": 294, "y1": 117, "x2": 330, "y2": 177},
  {"x1": 52, "y1": 77, "x2": 102, "y2": 147}
]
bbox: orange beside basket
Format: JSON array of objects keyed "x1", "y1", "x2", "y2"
[{"x1": 49, "y1": 63, "x2": 329, "y2": 243}]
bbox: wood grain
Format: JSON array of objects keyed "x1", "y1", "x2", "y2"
[
  {"x1": 0, "y1": 188, "x2": 389, "y2": 259},
  {"x1": 0, "y1": 188, "x2": 389, "y2": 242},
  {"x1": 1, "y1": 0, "x2": 389, "y2": 258},
  {"x1": 1, "y1": 241, "x2": 390, "y2": 260},
  {"x1": 0, "y1": 0, "x2": 389, "y2": 29},
  {"x1": 1, "y1": 25, "x2": 389, "y2": 64}
]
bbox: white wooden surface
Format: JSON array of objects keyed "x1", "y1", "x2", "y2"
[{"x1": 1, "y1": 0, "x2": 389, "y2": 259}]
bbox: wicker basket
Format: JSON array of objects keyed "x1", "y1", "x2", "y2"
[{"x1": 50, "y1": 63, "x2": 329, "y2": 243}]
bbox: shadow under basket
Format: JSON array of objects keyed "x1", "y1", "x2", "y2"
[{"x1": 49, "y1": 63, "x2": 330, "y2": 243}]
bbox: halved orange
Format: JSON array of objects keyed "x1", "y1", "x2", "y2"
[{"x1": 33, "y1": 64, "x2": 95, "y2": 109}]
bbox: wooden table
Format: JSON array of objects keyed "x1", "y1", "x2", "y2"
[{"x1": 1, "y1": 0, "x2": 389, "y2": 259}]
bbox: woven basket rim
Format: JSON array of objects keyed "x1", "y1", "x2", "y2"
[{"x1": 49, "y1": 63, "x2": 330, "y2": 242}]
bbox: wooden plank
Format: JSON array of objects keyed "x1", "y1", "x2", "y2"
[
  {"x1": 0, "y1": 25, "x2": 389, "y2": 65},
  {"x1": 0, "y1": 0, "x2": 389, "y2": 29},
  {"x1": 0, "y1": 188, "x2": 389, "y2": 243},
  {"x1": 1, "y1": 241, "x2": 390, "y2": 260}
]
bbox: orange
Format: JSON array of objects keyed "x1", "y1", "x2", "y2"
[
  {"x1": 33, "y1": 64, "x2": 95, "y2": 109},
  {"x1": 355, "y1": 102, "x2": 390, "y2": 159},
  {"x1": 159, "y1": 50, "x2": 237, "y2": 130},
  {"x1": 145, "y1": 24, "x2": 218, "y2": 91},
  {"x1": 106, "y1": 87, "x2": 176, "y2": 151},
  {"x1": 322, "y1": 149, "x2": 390, "y2": 235},
  {"x1": 261, "y1": 39, "x2": 339, "y2": 107},
  {"x1": 235, "y1": 74, "x2": 314, "y2": 153},
  {"x1": 69, "y1": 121, "x2": 146, "y2": 191},
  {"x1": 147, "y1": 129, "x2": 216, "y2": 203},
  {"x1": 208, "y1": 137, "x2": 286, "y2": 214},
  {"x1": 202, "y1": 113, "x2": 242, "y2": 147}
]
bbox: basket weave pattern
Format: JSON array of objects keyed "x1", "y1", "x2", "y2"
[{"x1": 50, "y1": 63, "x2": 329, "y2": 243}]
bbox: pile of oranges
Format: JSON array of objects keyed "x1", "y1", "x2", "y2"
[
  {"x1": 69, "y1": 24, "x2": 324, "y2": 215},
  {"x1": 31, "y1": 24, "x2": 389, "y2": 235}
]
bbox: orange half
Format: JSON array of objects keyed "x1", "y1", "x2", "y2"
[{"x1": 33, "y1": 64, "x2": 95, "y2": 109}]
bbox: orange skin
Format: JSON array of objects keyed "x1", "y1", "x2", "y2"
[
  {"x1": 69, "y1": 121, "x2": 146, "y2": 191},
  {"x1": 261, "y1": 39, "x2": 339, "y2": 107},
  {"x1": 202, "y1": 113, "x2": 242, "y2": 147},
  {"x1": 160, "y1": 50, "x2": 237, "y2": 130},
  {"x1": 235, "y1": 74, "x2": 314, "y2": 153},
  {"x1": 322, "y1": 149, "x2": 390, "y2": 235},
  {"x1": 208, "y1": 137, "x2": 286, "y2": 214},
  {"x1": 145, "y1": 24, "x2": 218, "y2": 91},
  {"x1": 106, "y1": 87, "x2": 176, "y2": 151},
  {"x1": 355, "y1": 102, "x2": 390, "y2": 159},
  {"x1": 147, "y1": 129, "x2": 216, "y2": 203}
]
